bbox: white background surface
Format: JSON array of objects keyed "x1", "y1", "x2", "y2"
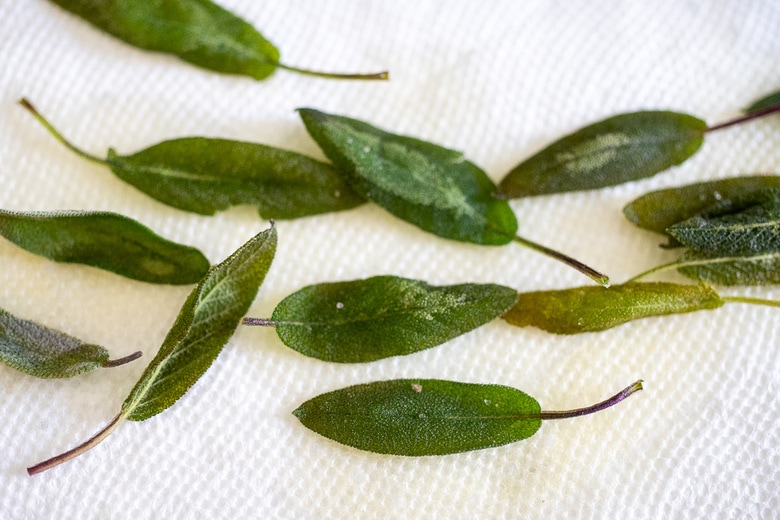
[{"x1": 1, "y1": 1, "x2": 778, "y2": 518}]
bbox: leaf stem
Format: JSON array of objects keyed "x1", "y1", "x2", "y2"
[
  {"x1": 18, "y1": 98, "x2": 107, "y2": 166},
  {"x1": 276, "y1": 62, "x2": 389, "y2": 81},
  {"x1": 722, "y1": 296, "x2": 780, "y2": 308},
  {"x1": 705, "y1": 102, "x2": 780, "y2": 133},
  {"x1": 512, "y1": 235, "x2": 610, "y2": 287},
  {"x1": 27, "y1": 412, "x2": 124, "y2": 476},
  {"x1": 242, "y1": 317, "x2": 278, "y2": 326},
  {"x1": 538, "y1": 380, "x2": 644, "y2": 421},
  {"x1": 625, "y1": 261, "x2": 678, "y2": 282},
  {"x1": 103, "y1": 351, "x2": 143, "y2": 368}
]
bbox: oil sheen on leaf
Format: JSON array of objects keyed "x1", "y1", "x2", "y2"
[
  {"x1": 668, "y1": 188, "x2": 780, "y2": 256},
  {"x1": 270, "y1": 276, "x2": 518, "y2": 362},
  {"x1": 106, "y1": 138, "x2": 365, "y2": 218},
  {"x1": 293, "y1": 379, "x2": 542, "y2": 455},
  {"x1": 0, "y1": 209, "x2": 209, "y2": 284},
  {"x1": 47, "y1": 0, "x2": 280, "y2": 80},
  {"x1": 122, "y1": 225, "x2": 277, "y2": 421},
  {"x1": 502, "y1": 282, "x2": 723, "y2": 334},
  {"x1": 0, "y1": 307, "x2": 136, "y2": 378},
  {"x1": 623, "y1": 175, "x2": 780, "y2": 240},
  {"x1": 298, "y1": 109, "x2": 519, "y2": 246},
  {"x1": 498, "y1": 111, "x2": 707, "y2": 198}
]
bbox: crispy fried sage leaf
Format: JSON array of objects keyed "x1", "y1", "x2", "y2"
[
  {"x1": 20, "y1": 99, "x2": 364, "y2": 219},
  {"x1": 668, "y1": 188, "x2": 780, "y2": 256},
  {"x1": 497, "y1": 111, "x2": 707, "y2": 198},
  {"x1": 28, "y1": 225, "x2": 276, "y2": 475},
  {"x1": 0, "y1": 209, "x2": 209, "y2": 285},
  {"x1": 674, "y1": 250, "x2": 780, "y2": 286},
  {"x1": 293, "y1": 378, "x2": 643, "y2": 455},
  {"x1": 247, "y1": 275, "x2": 518, "y2": 363},
  {"x1": 502, "y1": 282, "x2": 723, "y2": 334},
  {"x1": 298, "y1": 108, "x2": 608, "y2": 285},
  {"x1": 46, "y1": 0, "x2": 387, "y2": 80},
  {"x1": 745, "y1": 90, "x2": 780, "y2": 114},
  {"x1": 1, "y1": 307, "x2": 140, "y2": 379},
  {"x1": 623, "y1": 175, "x2": 780, "y2": 241}
]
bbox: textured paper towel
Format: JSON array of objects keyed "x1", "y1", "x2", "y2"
[{"x1": 0, "y1": 1, "x2": 778, "y2": 518}]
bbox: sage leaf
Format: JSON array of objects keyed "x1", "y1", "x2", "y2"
[
  {"x1": 293, "y1": 378, "x2": 643, "y2": 456},
  {"x1": 668, "y1": 188, "x2": 780, "y2": 256},
  {"x1": 497, "y1": 111, "x2": 707, "y2": 198},
  {"x1": 46, "y1": 0, "x2": 387, "y2": 80},
  {"x1": 623, "y1": 175, "x2": 780, "y2": 240},
  {"x1": 298, "y1": 108, "x2": 609, "y2": 285},
  {"x1": 249, "y1": 275, "x2": 518, "y2": 363},
  {"x1": 1, "y1": 307, "x2": 140, "y2": 379},
  {"x1": 745, "y1": 90, "x2": 780, "y2": 114},
  {"x1": 0, "y1": 209, "x2": 209, "y2": 285},
  {"x1": 28, "y1": 225, "x2": 277, "y2": 475},
  {"x1": 20, "y1": 99, "x2": 365, "y2": 219},
  {"x1": 674, "y1": 249, "x2": 780, "y2": 286},
  {"x1": 502, "y1": 282, "x2": 723, "y2": 334}
]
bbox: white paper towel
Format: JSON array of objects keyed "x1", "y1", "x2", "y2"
[{"x1": 0, "y1": 1, "x2": 778, "y2": 518}]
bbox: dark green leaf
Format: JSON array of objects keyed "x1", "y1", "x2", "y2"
[
  {"x1": 745, "y1": 90, "x2": 780, "y2": 114},
  {"x1": 106, "y1": 138, "x2": 365, "y2": 218},
  {"x1": 623, "y1": 175, "x2": 780, "y2": 241},
  {"x1": 46, "y1": 0, "x2": 387, "y2": 80},
  {"x1": 267, "y1": 276, "x2": 518, "y2": 362},
  {"x1": 668, "y1": 188, "x2": 780, "y2": 256},
  {"x1": 298, "y1": 108, "x2": 519, "y2": 246},
  {"x1": 502, "y1": 282, "x2": 723, "y2": 334},
  {"x1": 49, "y1": 0, "x2": 281, "y2": 80},
  {"x1": 0, "y1": 209, "x2": 209, "y2": 285},
  {"x1": 294, "y1": 379, "x2": 542, "y2": 455},
  {"x1": 0, "y1": 306, "x2": 140, "y2": 379},
  {"x1": 123, "y1": 225, "x2": 277, "y2": 421},
  {"x1": 498, "y1": 111, "x2": 707, "y2": 198},
  {"x1": 675, "y1": 249, "x2": 780, "y2": 286},
  {"x1": 293, "y1": 378, "x2": 643, "y2": 455},
  {"x1": 19, "y1": 99, "x2": 365, "y2": 219},
  {"x1": 26, "y1": 225, "x2": 277, "y2": 475}
]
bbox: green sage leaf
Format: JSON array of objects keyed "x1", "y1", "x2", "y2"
[
  {"x1": 264, "y1": 275, "x2": 518, "y2": 362},
  {"x1": 1, "y1": 307, "x2": 140, "y2": 379},
  {"x1": 623, "y1": 175, "x2": 780, "y2": 240},
  {"x1": 745, "y1": 90, "x2": 780, "y2": 114},
  {"x1": 668, "y1": 188, "x2": 780, "y2": 256},
  {"x1": 122, "y1": 225, "x2": 277, "y2": 421},
  {"x1": 28, "y1": 225, "x2": 276, "y2": 475},
  {"x1": 46, "y1": 0, "x2": 387, "y2": 80},
  {"x1": 293, "y1": 378, "x2": 643, "y2": 455},
  {"x1": 298, "y1": 108, "x2": 519, "y2": 246},
  {"x1": 497, "y1": 111, "x2": 707, "y2": 198},
  {"x1": 502, "y1": 282, "x2": 723, "y2": 334},
  {"x1": 20, "y1": 99, "x2": 364, "y2": 219},
  {"x1": 0, "y1": 209, "x2": 209, "y2": 285},
  {"x1": 675, "y1": 249, "x2": 780, "y2": 286}
]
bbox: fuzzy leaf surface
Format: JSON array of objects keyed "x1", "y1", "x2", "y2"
[
  {"x1": 298, "y1": 109, "x2": 518, "y2": 245},
  {"x1": 668, "y1": 188, "x2": 780, "y2": 256},
  {"x1": 293, "y1": 379, "x2": 542, "y2": 455},
  {"x1": 0, "y1": 307, "x2": 114, "y2": 378},
  {"x1": 623, "y1": 176, "x2": 780, "y2": 242},
  {"x1": 675, "y1": 249, "x2": 780, "y2": 286},
  {"x1": 498, "y1": 111, "x2": 706, "y2": 198},
  {"x1": 48, "y1": 0, "x2": 280, "y2": 80},
  {"x1": 106, "y1": 138, "x2": 364, "y2": 218},
  {"x1": 122, "y1": 226, "x2": 276, "y2": 421},
  {"x1": 503, "y1": 282, "x2": 723, "y2": 334},
  {"x1": 271, "y1": 276, "x2": 518, "y2": 362},
  {"x1": 0, "y1": 209, "x2": 209, "y2": 284}
]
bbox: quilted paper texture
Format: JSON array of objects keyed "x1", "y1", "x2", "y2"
[{"x1": 1, "y1": 0, "x2": 779, "y2": 519}]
